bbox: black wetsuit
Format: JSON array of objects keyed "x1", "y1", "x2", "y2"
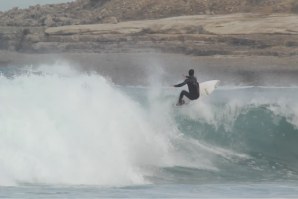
[{"x1": 174, "y1": 76, "x2": 200, "y2": 104}]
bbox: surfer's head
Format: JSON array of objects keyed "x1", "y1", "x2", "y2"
[{"x1": 188, "y1": 69, "x2": 194, "y2": 76}]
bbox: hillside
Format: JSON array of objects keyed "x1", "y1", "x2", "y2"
[
  {"x1": 0, "y1": 0, "x2": 298, "y2": 56},
  {"x1": 1, "y1": 0, "x2": 298, "y2": 27}
]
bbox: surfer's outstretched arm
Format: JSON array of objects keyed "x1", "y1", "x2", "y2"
[{"x1": 174, "y1": 80, "x2": 187, "y2": 87}]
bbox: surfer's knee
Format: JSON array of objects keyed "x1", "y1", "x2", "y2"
[{"x1": 180, "y1": 90, "x2": 187, "y2": 96}]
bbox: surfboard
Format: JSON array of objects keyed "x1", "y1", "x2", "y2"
[
  {"x1": 199, "y1": 80, "x2": 220, "y2": 97},
  {"x1": 176, "y1": 80, "x2": 220, "y2": 106}
]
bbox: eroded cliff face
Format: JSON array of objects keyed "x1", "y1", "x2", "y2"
[{"x1": 0, "y1": 0, "x2": 298, "y2": 55}]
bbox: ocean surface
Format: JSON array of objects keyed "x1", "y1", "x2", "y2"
[{"x1": 0, "y1": 62, "x2": 298, "y2": 198}]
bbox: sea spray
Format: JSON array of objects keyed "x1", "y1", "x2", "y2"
[
  {"x1": 0, "y1": 63, "x2": 176, "y2": 186},
  {"x1": 0, "y1": 63, "x2": 236, "y2": 186}
]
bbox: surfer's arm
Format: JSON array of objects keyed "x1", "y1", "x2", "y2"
[{"x1": 174, "y1": 80, "x2": 187, "y2": 87}]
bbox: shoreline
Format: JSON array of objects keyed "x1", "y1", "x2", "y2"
[{"x1": 0, "y1": 50, "x2": 298, "y2": 86}]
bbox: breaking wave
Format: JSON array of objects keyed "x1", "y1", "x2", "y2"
[{"x1": 0, "y1": 63, "x2": 297, "y2": 186}]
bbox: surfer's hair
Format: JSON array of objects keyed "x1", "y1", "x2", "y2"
[{"x1": 188, "y1": 69, "x2": 194, "y2": 76}]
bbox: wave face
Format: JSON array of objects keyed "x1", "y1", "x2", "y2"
[
  {"x1": 0, "y1": 63, "x2": 298, "y2": 186},
  {"x1": 166, "y1": 87, "x2": 298, "y2": 184}
]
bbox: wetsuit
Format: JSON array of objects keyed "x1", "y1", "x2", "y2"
[{"x1": 174, "y1": 76, "x2": 200, "y2": 104}]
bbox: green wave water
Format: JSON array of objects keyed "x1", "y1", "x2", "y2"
[{"x1": 124, "y1": 86, "x2": 298, "y2": 184}]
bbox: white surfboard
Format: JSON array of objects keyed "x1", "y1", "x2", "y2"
[
  {"x1": 199, "y1": 80, "x2": 220, "y2": 97},
  {"x1": 176, "y1": 80, "x2": 220, "y2": 106}
]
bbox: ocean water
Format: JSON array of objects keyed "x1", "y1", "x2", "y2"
[{"x1": 0, "y1": 62, "x2": 298, "y2": 198}]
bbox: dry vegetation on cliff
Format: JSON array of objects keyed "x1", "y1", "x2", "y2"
[{"x1": 1, "y1": 0, "x2": 298, "y2": 27}]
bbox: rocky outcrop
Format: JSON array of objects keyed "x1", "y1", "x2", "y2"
[
  {"x1": 0, "y1": 0, "x2": 298, "y2": 56},
  {"x1": 1, "y1": 0, "x2": 298, "y2": 27},
  {"x1": 1, "y1": 13, "x2": 297, "y2": 56}
]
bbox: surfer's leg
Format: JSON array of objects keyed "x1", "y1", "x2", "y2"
[{"x1": 179, "y1": 90, "x2": 191, "y2": 103}]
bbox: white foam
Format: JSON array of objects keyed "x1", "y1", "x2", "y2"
[
  {"x1": 0, "y1": 63, "x2": 177, "y2": 186},
  {"x1": 0, "y1": 62, "x2": 232, "y2": 186}
]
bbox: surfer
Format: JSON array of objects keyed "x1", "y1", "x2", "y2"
[{"x1": 174, "y1": 69, "x2": 200, "y2": 106}]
